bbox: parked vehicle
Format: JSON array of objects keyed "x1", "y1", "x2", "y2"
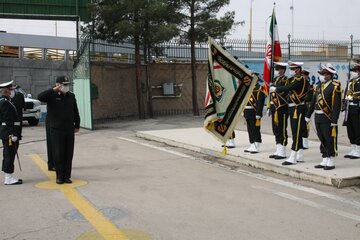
[{"x1": 15, "y1": 87, "x2": 41, "y2": 126}]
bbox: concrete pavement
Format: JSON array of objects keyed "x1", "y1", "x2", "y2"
[{"x1": 137, "y1": 127, "x2": 360, "y2": 188}]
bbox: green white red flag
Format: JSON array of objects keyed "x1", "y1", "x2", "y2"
[{"x1": 263, "y1": 10, "x2": 282, "y2": 92}]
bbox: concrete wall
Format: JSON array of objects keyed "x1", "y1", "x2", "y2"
[
  {"x1": 91, "y1": 62, "x2": 207, "y2": 120},
  {"x1": 0, "y1": 58, "x2": 73, "y2": 97}
]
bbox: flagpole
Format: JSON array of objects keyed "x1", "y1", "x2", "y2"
[{"x1": 269, "y1": 3, "x2": 276, "y2": 85}]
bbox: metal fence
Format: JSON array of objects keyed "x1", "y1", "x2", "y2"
[{"x1": 88, "y1": 37, "x2": 360, "y2": 63}]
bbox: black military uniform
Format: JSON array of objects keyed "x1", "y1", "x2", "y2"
[
  {"x1": 269, "y1": 62, "x2": 289, "y2": 159},
  {"x1": 344, "y1": 64, "x2": 360, "y2": 159},
  {"x1": 302, "y1": 70, "x2": 314, "y2": 149},
  {"x1": 0, "y1": 81, "x2": 22, "y2": 185},
  {"x1": 38, "y1": 76, "x2": 80, "y2": 184},
  {"x1": 273, "y1": 62, "x2": 309, "y2": 165},
  {"x1": 244, "y1": 81, "x2": 266, "y2": 153},
  {"x1": 46, "y1": 116, "x2": 55, "y2": 170},
  {"x1": 306, "y1": 64, "x2": 341, "y2": 170},
  {"x1": 11, "y1": 88, "x2": 25, "y2": 141}
]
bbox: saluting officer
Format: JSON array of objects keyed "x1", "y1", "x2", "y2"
[
  {"x1": 244, "y1": 75, "x2": 266, "y2": 153},
  {"x1": 268, "y1": 62, "x2": 289, "y2": 160},
  {"x1": 344, "y1": 63, "x2": 360, "y2": 159},
  {"x1": 38, "y1": 76, "x2": 80, "y2": 184},
  {"x1": 302, "y1": 68, "x2": 314, "y2": 149},
  {"x1": 306, "y1": 64, "x2": 342, "y2": 170},
  {"x1": 270, "y1": 61, "x2": 309, "y2": 165},
  {"x1": 0, "y1": 81, "x2": 22, "y2": 185}
]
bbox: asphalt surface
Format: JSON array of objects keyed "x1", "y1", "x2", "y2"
[{"x1": 0, "y1": 116, "x2": 359, "y2": 240}]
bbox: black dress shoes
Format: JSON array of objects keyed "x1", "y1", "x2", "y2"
[
  {"x1": 5, "y1": 179, "x2": 23, "y2": 185},
  {"x1": 324, "y1": 166, "x2": 335, "y2": 170},
  {"x1": 314, "y1": 164, "x2": 325, "y2": 169},
  {"x1": 56, "y1": 179, "x2": 64, "y2": 184},
  {"x1": 282, "y1": 161, "x2": 294, "y2": 166},
  {"x1": 64, "y1": 179, "x2": 72, "y2": 184},
  {"x1": 48, "y1": 167, "x2": 56, "y2": 171},
  {"x1": 274, "y1": 155, "x2": 286, "y2": 160}
]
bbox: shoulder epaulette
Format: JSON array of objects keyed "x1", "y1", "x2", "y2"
[{"x1": 332, "y1": 80, "x2": 340, "y2": 86}]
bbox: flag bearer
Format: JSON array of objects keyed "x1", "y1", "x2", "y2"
[{"x1": 268, "y1": 62, "x2": 289, "y2": 160}]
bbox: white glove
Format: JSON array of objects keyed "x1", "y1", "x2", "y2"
[
  {"x1": 256, "y1": 115, "x2": 261, "y2": 119},
  {"x1": 11, "y1": 136, "x2": 18, "y2": 142},
  {"x1": 305, "y1": 117, "x2": 310, "y2": 123},
  {"x1": 269, "y1": 86, "x2": 276, "y2": 93},
  {"x1": 330, "y1": 123, "x2": 337, "y2": 127},
  {"x1": 267, "y1": 109, "x2": 271, "y2": 116}
]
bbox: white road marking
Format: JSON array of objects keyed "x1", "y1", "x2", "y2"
[{"x1": 118, "y1": 136, "x2": 360, "y2": 212}]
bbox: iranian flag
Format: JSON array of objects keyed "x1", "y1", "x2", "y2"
[{"x1": 263, "y1": 10, "x2": 282, "y2": 92}]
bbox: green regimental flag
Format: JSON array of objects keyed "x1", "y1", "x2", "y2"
[{"x1": 204, "y1": 37, "x2": 257, "y2": 153}]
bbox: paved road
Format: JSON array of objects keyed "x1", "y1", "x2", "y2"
[{"x1": 1, "y1": 116, "x2": 359, "y2": 240}]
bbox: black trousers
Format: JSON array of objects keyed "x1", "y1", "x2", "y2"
[
  {"x1": 315, "y1": 115, "x2": 338, "y2": 157},
  {"x1": 346, "y1": 107, "x2": 360, "y2": 145},
  {"x1": 244, "y1": 109, "x2": 261, "y2": 143},
  {"x1": 271, "y1": 106, "x2": 288, "y2": 146},
  {"x1": 50, "y1": 128, "x2": 75, "y2": 180},
  {"x1": 2, "y1": 139, "x2": 18, "y2": 174},
  {"x1": 301, "y1": 104, "x2": 309, "y2": 138},
  {"x1": 46, "y1": 119, "x2": 54, "y2": 169},
  {"x1": 289, "y1": 105, "x2": 306, "y2": 151}
]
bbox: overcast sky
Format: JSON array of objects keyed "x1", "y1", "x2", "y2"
[{"x1": 0, "y1": 0, "x2": 359, "y2": 41}]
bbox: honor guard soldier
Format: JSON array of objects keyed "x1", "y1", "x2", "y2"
[
  {"x1": 0, "y1": 81, "x2": 22, "y2": 185},
  {"x1": 244, "y1": 75, "x2": 266, "y2": 153},
  {"x1": 305, "y1": 64, "x2": 342, "y2": 170},
  {"x1": 302, "y1": 68, "x2": 314, "y2": 149},
  {"x1": 38, "y1": 76, "x2": 80, "y2": 184},
  {"x1": 11, "y1": 85, "x2": 25, "y2": 143},
  {"x1": 268, "y1": 62, "x2": 289, "y2": 160},
  {"x1": 344, "y1": 63, "x2": 360, "y2": 159},
  {"x1": 270, "y1": 61, "x2": 309, "y2": 165}
]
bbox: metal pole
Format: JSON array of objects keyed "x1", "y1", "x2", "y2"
[
  {"x1": 249, "y1": 0, "x2": 253, "y2": 51},
  {"x1": 291, "y1": 0, "x2": 294, "y2": 39},
  {"x1": 288, "y1": 34, "x2": 291, "y2": 60},
  {"x1": 350, "y1": 34, "x2": 354, "y2": 59}
]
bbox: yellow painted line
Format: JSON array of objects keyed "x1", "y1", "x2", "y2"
[{"x1": 30, "y1": 154, "x2": 129, "y2": 240}]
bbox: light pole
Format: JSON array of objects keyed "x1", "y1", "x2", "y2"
[
  {"x1": 248, "y1": 0, "x2": 254, "y2": 51},
  {"x1": 290, "y1": 0, "x2": 294, "y2": 39}
]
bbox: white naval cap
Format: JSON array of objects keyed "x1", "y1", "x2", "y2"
[
  {"x1": 318, "y1": 63, "x2": 337, "y2": 75},
  {"x1": 274, "y1": 62, "x2": 288, "y2": 67},
  {"x1": 288, "y1": 61, "x2": 304, "y2": 68},
  {"x1": 0, "y1": 80, "x2": 14, "y2": 89},
  {"x1": 302, "y1": 67, "x2": 311, "y2": 74}
]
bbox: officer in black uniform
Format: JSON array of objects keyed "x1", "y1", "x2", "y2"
[
  {"x1": 38, "y1": 76, "x2": 80, "y2": 184},
  {"x1": 11, "y1": 85, "x2": 25, "y2": 142},
  {"x1": 302, "y1": 68, "x2": 314, "y2": 149},
  {"x1": 244, "y1": 76, "x2": 266, "y2": 153},
  {"x1": 344, "y1": 63, "x2": 360, "y2": 159},
  {"x1": 306, "y1": 64, "x2": 341, "y2": 170},
  {"x1": 269, "y1": 62, "x2": 289, "y2": 160},
  {"x1": 270, "y1": 61, "x2": 309, "y2": 165},
  {"x1": 0, "y1": 81, "x2": 22, "y2": 185}
]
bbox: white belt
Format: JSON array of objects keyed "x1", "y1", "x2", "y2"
[
  {"x1": 288, "y1": 102, "x2": 304, "y2": 107},
  {"x1": 349, "y1": 102, "x2": 358, "y2": 106},
  {"x1": 1, "y1": 122, "x2": 20, "y2": 126},
  {"x1": 315, "y1": 110, "x2": 324, "y2": 114},
  {"x1": 245, "y1": 106, "x2": 254, "y2": 109}
]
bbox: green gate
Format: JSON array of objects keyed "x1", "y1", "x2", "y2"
[{"x1": 73, "y1": 35, "x2": 93, "y2": 129}]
